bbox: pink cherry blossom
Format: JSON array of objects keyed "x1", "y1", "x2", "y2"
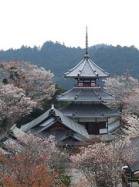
[
  {"x1": 103, "y1": 74, "x2": 139, "y2": 114},
  {"x1": 71, "y1": 139, "x2": 133, "y2": 187},
  {"x1": 0, "y1": 61, "x2": 56, "y2": 106},
  {"x1": 0, "y1": 83, "x2": 36, "y2": 128}
]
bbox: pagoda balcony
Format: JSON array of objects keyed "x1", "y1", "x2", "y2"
[{"x1": 74, "y1": 84, "x2": 100, "y2": 88}]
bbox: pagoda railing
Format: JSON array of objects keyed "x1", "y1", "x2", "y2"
[{"x1": 74, "y1": 84, "x2": 100, "y2": 87}]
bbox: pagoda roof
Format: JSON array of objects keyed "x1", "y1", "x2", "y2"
[
  {"x1": 60, "y1": 103, "x2": 120, "y2": 118},
  {"x1": 57, "y1": 87, "x2": 115, "y2": 102},
  {"x1": 64, "y1": 55, "x2": 109, "y2": 78},
  {"x1": 21, "y1": 105, "x2": 89, "y2": 139}
]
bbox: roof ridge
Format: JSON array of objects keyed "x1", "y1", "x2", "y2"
[
  {"x1": 74, "y1": 88, "x2": 81, "y2": 100},
  {"x1": 95, "y1": 103, "x2": 105, "y2": 116},
  {"x1": 89, "y1": 58, "x2": 109, "y2": 75},
  {"x1": 71, "y1": 102, "x2": 81, "y2": 117},
  {"x1": 57, "y1": 88, "x2": 73, "y2": 98},
  {"x1": 88, "y1": 59, "x2": 99, "y2": 76},
  {"x1": 103, "y1": 88, "x2": 115, "y2": 97},
  {"x1": 92, "y1": 88, "x2": 101, "y2": 100},
  {"x1": 78, "y1": 60, "x2": 86, "y2": 77},
  {"x1": 64, "y1": 58, "x2": 84, "y2": 76}
]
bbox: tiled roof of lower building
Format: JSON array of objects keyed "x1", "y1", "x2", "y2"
[{"x1": 21, "y1": 106, "x2": 90, "y2": 139}]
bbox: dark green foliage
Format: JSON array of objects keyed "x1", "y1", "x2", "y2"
[
  {"x1": 16, "y1": 108, "x2": 44, "y2": 127},
  {"x1": 0, "y1": 41, "x2": 139, "y2": 89},
  {"x1": 2, "y1": 78, "x2": 8, "y2": 84},
  {"x1": 16, "y1": 84, "x2": 68, "y2": 127},
  {"x1": 42, "y1": 84, "x2": 68, "y2": 110},
  {"x1": 0, "y1": 118, "x2": 15, "y2": 134},
  {"x1": 59, "y1": 170, "x2": 71, "y2": 187}
]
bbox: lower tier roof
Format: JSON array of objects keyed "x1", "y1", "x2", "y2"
[
  {"x1": 57, "y1": 87, "x2": 115, "y2": 102},
  {"x1": 60, "y1": 103, "x2": 120, "y2": 118}
]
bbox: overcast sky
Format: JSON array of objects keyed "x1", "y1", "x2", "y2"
[{"x1": 0, "y1": 0, "x2": 139, "y2": 50}]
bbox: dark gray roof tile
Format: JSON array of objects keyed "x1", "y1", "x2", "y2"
[
  {"x1": 60, "y1": 103, "x2": 120, "y2": 118},
  {"x1": 21, "y1": 106, "x2": 89, "y2": 139},
  {"x1": 64, "y1": 57, "x2": 109, "y2": 78},
  {"x1": 57, "y1": 87, "x2": 115, "y2": 102}
]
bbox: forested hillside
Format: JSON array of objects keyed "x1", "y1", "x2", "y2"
[{"x1": 0, "y1": 41, "x2": 139, "y2": 88}]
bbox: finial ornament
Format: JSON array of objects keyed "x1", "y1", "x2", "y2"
[
  {"x1": 84, "y1": 26, "x2": 89, "y2": 58},
  {"x1": 51, "y1": 104, "x2": 54, "y2": 109},
  {"x1": 85, "y1": 26, "x2": 88, "y2": 55}
]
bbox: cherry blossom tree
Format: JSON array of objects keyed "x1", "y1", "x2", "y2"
[
  {"x1": 122, "y1": 92, "x2": 139, "y2": 115},
  {"x1": 0, "y1": 61, "x2": 56, "y2": 131},
  {"x1": 104, "y1": 73, "x2": 139, "y2": 138},
  {"x1": 0, "y1": 61, "x2": 56, "y2": 106},
  {"x1": 0, "y1": 84, "x2": 36, "y2": 131},
  {"x1": 71, "y1": 138, "x2": 133, "y2": 187},
  {"x1": 0, "y1": 135, "x2": 69, "y2": 187},
  {"x1": 103, "y1": 74, "x2": 139, "y2": 114},
  {"x1": 122, "y1": 115, "x2": 139, "y2": 138}
]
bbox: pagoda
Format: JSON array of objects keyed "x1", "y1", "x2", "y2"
[
  {"x1": 20, "y1": 29, "x2": 120, "y2": 144},
  {"x1": 58, "y1": 28, "x2": 120, "y2": 136}
]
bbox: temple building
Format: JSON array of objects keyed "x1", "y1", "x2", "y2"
[
  {"x1": 20, "y1": 30, "x2": 120, "y2": 145},
  {"x1": 21, "y1": 105, "x2": 90, "y2": 146},
  {"x1": 58, "y1": 29, "x2": 120, "y2": 136}
]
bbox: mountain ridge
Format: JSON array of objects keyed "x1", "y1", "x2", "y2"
[{"x1": 0, "y1": 41, "x2": 138, "y2": 89}]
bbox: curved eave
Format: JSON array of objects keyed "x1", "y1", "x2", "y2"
[
  {"x1": 69, "y1": 114, "x2": 120, "y2": 118},
  {"x1": 58, "y1": 97, "x2": 115, "y2": 102},
  {"x1": 62, "y1": 112, "x2": 120, "y2": 118},
  {"x1": 57, "y1": 87, "x2": 115, "y2": 102},
  {"x1": 60, "y1": 103, "x2": 121, "y2": 118},
  {"x1": 64, "y1": 57, "x2": 109, "y2": 78},
  {"x1": 64, "y1": 75, "x2": 109, "y2": 79}
]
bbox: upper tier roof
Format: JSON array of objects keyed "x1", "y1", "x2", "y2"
[
  {"x1": 64, "y1": 55, "x2": 109, "y2": 78},
  {"x1": 57, "y1": 87, "x2": 115, "y2": 102}
]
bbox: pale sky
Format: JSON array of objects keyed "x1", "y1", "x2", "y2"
[{"x1": 0, "y1": 0, "x2": 139, "y2": 50}]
